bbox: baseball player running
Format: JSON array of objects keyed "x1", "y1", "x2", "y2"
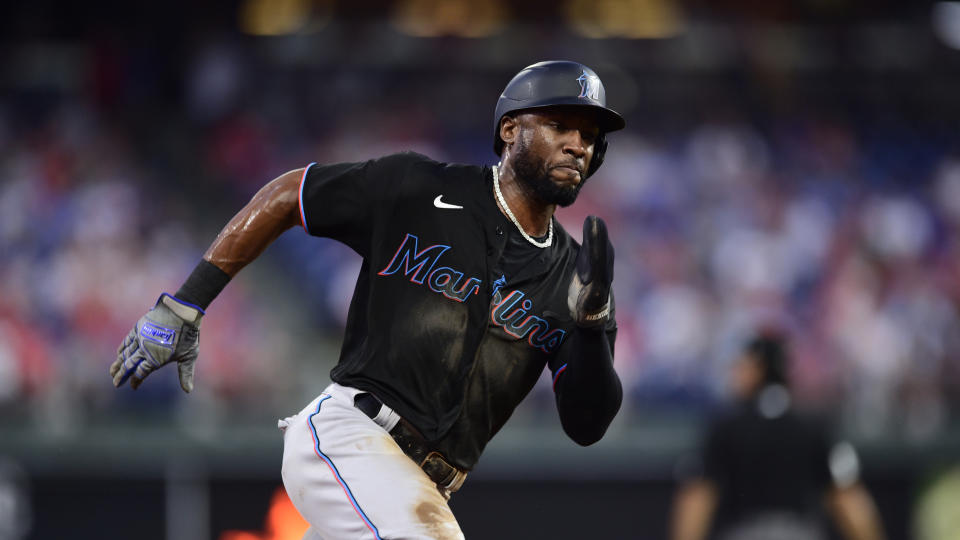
[{"x1": 110, "y1": 60, "x2": 625, "y2": 539}]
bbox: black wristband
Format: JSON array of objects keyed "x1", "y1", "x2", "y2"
[{"x1": 175, "y1": 259, "x2": 231, "y2": 310}]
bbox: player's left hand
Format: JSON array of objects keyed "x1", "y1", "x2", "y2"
[
  {"x1": 110, "y1": 293, "x2": 203, "y2": 392},
  {"x1": 568, "y1": 215, "x2": 614, "y2": 328}
]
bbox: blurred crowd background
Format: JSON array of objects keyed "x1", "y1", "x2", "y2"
[{"x1": 3, "y1": 0, "x2": 960, "y2": 538}]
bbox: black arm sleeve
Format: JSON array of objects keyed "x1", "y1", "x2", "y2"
[{"x1": 551, "y1": 323, "x2": 622, "y2": 446}]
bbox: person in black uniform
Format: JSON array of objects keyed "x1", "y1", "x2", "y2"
[
  {"x1": 109, "y1": 61, "x2": 624, "y2": 538},
  {"x1": 670, "y1": 333, "x2": 886, "y2": 540}
]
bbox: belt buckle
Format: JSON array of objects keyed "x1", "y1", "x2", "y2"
[{"x1": 419, "y1": 451, "x2": 467, "y2": 494}]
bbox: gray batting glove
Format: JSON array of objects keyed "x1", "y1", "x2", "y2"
[
  {"x1": 568, "y1": 216, "x2": 614, "y2": 328},
  {"x1": 110, "y1": 293, "x2": 203, "y2": 392}
]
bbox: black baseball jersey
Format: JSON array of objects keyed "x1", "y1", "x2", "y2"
[{"x1": 298, "y1": 152, "x2": 617, "y2": 469}]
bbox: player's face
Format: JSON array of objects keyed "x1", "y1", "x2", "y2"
[
  {"x1": 512, "y1": 108, "x2": 600, "y2": 207},
  {"x1": 732, "y1": 354, "x2": 764, "y2": 400}
]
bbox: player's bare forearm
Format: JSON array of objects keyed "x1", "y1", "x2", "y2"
[
  {"x1": 553, "y1": 325, "x2": 622, "y2": 445},
  {"x1": 827, "y1": 484, "x2": 886, "y2": 540},
  {"x1": 204, "y1": 169, "x2": 304, "y2": 276},
  {"x1": 111, "y1": 169, "x2": 304, "y2": 392},
  {"x1": 670, "y1": 480, "x2": 717, "y2": 540}
]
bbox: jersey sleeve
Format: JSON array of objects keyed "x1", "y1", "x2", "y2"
[
  {"x1": 826, "y1": 439, "x2": 862, "y2": 488},
  {"x1": 813, "y1": 417, "x2": 861, "y2": 490},
  {"x1": 298, "y1": 152, "x2": 424, "y2": 256}
]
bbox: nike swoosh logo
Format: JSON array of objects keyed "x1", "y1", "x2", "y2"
[{"x1": 433, "y1": 195, "x2": 463, "y2": 210}]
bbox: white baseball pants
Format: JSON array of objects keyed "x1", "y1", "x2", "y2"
[{"x1": 279, "y1": 383, "x2": 465, "y2": 540}]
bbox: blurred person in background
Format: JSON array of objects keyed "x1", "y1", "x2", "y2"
[
  {"x1": 670, "y1": 333, "x2": 885, "y2": 540},
  {"x1": 108, "y1": 60, "x2": 624, "y2": 539}
]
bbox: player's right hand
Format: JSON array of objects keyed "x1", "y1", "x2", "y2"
[
  {"x1": 567, "y1": 215, "x2": 614, "y2": 328},
  {"x1": 110, "y1": 293, "x2": 203, "y2": 393}
]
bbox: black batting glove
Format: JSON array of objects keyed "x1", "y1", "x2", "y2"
[{"x1": 568, "y1": 216, "x2": 614, "y2": 328}]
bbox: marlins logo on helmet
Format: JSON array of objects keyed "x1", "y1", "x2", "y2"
[{"x1": 577, "y1": 70, "x2": 601, "y2": 100}]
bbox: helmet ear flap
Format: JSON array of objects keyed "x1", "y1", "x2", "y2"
[{"x1": 586, "y1": 134, "x2": 607, "y2": 178}]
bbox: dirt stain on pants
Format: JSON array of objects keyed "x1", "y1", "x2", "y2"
[{"x1": 415, "y1": 500, "x2": 464, "y2": 540}]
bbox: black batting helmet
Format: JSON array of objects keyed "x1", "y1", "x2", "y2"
[{"x1": 493, "y1": 60, "x2": 626, "y2": 177}]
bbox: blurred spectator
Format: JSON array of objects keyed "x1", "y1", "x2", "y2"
[{"x1": 669, "y1": 333, "x2": 886, "y2": 540}]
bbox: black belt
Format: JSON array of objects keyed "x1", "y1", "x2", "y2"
[{"x1": 354, "y1": 392, "x2": 467, "y2": 494}]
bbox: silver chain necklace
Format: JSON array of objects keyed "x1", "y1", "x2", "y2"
[{"x1": 493, "y1": 163, "x2": 553, "y2": 248}]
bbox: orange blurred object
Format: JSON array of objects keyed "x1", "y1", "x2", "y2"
[{"x1": 220, "y1": 487, "x2": 310, "y2": 540}]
